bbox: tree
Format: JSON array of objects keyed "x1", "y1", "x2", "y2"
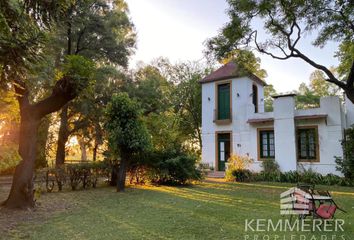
[
  {"x1": 222, "y1": 49, "x2": 267, "y2": 80},
  {"x1": 127, "y1": 65, "x2": 172, "y2": 116},
  {"x1": 105, "y1": 93, "x2": 150, "y2": 192},
  {"x1": 168, "y1": 61, "x2": 212, "y2": 150},
  {"x1": 295, "y1": 69, "x2": 341, "y2": 109},
  {"x1": 54, "y1": 0, "x2": 135, "y2": 167},
  {"x1": 207, "y1": 0, "x2": 354, "y2": 103},
  {"x1": 0, "y1": 1, "x2": 99, "y2": 209},
  {"x1": 264, "y1": 84, "x2": 277, "y2": 112}
]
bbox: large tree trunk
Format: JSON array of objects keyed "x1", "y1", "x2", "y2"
[
  {"x1": 55, "y1": 104, "x2": 69, "y2": 166},
  {"x1": 117, "y1": 154, "x2": 128, "y2": 192},
  {"x1": 3, "y1": 97, "x2": 40, "y2": 209},
  {"x1": 3, "y1": 77, "x2": 78, "y2": 209}
]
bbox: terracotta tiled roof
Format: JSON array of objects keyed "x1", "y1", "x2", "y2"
[{"x1": 199, "y1": 62, "x2": 267, "y2": 86}]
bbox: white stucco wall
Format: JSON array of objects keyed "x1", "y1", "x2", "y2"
[
  {"x1": 296, "y1": 97, "x2": 344, "y2": 175},
  {"x1": 201, "y1": 77, "x2": 345, "y2": 176},
  {"x1": 201, "y1": 77, "x2": 265, "y2": 169},
  {"x1": 273, "y1": 96, "x2": 297, "y2": 172}
]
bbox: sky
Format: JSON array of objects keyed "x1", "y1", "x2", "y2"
[{"x1": 125, "y1": 0, "x2": 340, "y2": 93}]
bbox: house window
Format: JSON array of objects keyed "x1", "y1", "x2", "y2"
[
  {"x1": 252, "y1": 84, "x2": 258, "y2": 113},
  {"x1": 217, "y1": 83, "x2": 231, "y2": 120},
  {"x1": 259, "y1": 130, "x2": 275, "y2": 159},
  {"x1": 297, "y1": 127, "x2": 319, "y2": 162}
]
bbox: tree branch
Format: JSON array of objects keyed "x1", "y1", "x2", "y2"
[
  {"x1": 347, "y1": 61, "x2": 354, "y2": 88},
  {"x1": 292, "y1": 48, "x2": 347, "y2": 89},
  {"x1": 32, "y1": 76, "x2": 77, "y2": 118}
]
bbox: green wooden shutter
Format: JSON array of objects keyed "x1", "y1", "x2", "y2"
[{"x1": 218, "y1": 84, "x2": 230, "y2": 120}]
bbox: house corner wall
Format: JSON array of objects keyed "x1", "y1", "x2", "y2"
[{"x1": 273, "y1": 96, "x2": 297, "y2": 171}]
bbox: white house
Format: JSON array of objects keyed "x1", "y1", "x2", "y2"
[{"x1": 200, "y1": 62, "x2": 354, "y2": 175}]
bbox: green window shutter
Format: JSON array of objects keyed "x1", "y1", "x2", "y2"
[{"x1": 218, "y1": 84, "x2": 230, "y2": 120}]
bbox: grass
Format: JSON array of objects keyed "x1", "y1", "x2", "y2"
[{"x1": 1, "y1": 180, "x2": 354, "y2": 240}]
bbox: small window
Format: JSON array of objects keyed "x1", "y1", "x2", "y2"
[
  {"x1": 259, "y1": 130, "x2": 275, "y2": 159},
  {"x1": 297, "y1": 127, "x2": 318, "y2": 161},
  {"x1": 252, "y1": 84, "x2": 258, "y2": 113}
]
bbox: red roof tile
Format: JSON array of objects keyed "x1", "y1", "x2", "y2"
[{"x1": 199, "y1": 62, "x2": 267, "y2": 86}]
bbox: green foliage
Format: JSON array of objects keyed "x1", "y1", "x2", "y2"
[
  {"x1": 224, "y1": 49, "x2": 267, "y2": 80},
  {"x1": 261, "y1": 158, "x2": 280, "y2": 175},
  {"x1": 230, "y1": 169, "x2": 252, "y2": 182},
  {"x1": 129, "y1": 65, "x2": 172, "y2": 115},
  {"x1": 207, "y1": 0, "x2": 353, "y2": 99},
  {"x1": 208, "y1": 0, "x2": 353, "y2": 60},
  {"x1": 60, "y1": 55, "x2": 95, "y2": 94},
  {"x1": 146, "y1": 149, "x2": 202, "y2": 185},
  {"x1": 105, "y1": 93, "x2": 151, "y2": 156},
  {"x1": 171, "y1": 61, "x2": 210, "y2": 151},
  {"x1": 225, "y1": 153, "x2": 253, "y2": 181},
  {"x1": 0, "y1": 144, "x2": 21, "y2": 175},
  {"x1": 253, "y1": 169, "x2": 352, "y2": 186},
  {"x1": 335, "y1": 126, "x2": 354, "y2": 180},
  {"x1": 264, "y1": 84, "x2": 277, "y2": 112},
  {"x1": 61, "y1": 0, "x2": 135, "y2": 66},
  {"x1": 335, "y1": 41, "x2": 354, "y2": 81},
  {"x1": 295, "y1": 69, "x2": 340, "y2": 109}
]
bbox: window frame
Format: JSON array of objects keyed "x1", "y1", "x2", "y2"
[
  {"x1": 214, "y1": 80, "x2": 232, "y2": 124},
  {"x1": 296, "y1": 126, "x2": 320, "y2": 162},
  {"x1": 215, "y1": 131, "x2": 233, "y2": 171},
  {"x1": 257, "y1": 128, "x2": 275, "y2": 161}
]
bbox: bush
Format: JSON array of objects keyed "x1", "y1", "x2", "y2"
[
  {"x1": 231, "y1": 169, "x2": 252, "y2": 182},
  {"x1": 261, "y1": 158, "x2": 280, "y2": 174},
  {"x1": 251, "y1": 169, "x2": 351, "y2": 186},
  {"x1": 147, "y1": 151, "x2": 202, "y2": 185},
  {"x1": 225, "y1": 154, "x2": 253, "y2": 181},
  {"x1": 256, "y1": 158, "x2": 281, "y2": 182},
  {"x1": 280, "y1": 171, "x2": 300, "y2": 183},
  {"x1": 299, "y1": 168, "x2": 323, "y2": 185}
]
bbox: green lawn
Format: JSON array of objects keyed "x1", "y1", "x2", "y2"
[{"x1": 2, "y1": 180, "x2": 354, "y2": 240}]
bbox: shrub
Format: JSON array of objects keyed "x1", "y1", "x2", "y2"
[
  {"x1": 148, "y1": 151, "x2": 202, "y2": 185},
  {"x1": 261, "y1": 158, "x2": 280, "y2": 174},
  {"x1": 299, "y1": 168, "x2": 323, "y2": 185},
  {"x1": 225, "y1": 154, "x2": 253, "y2": 181},
  {"x1": 251, "y1": 169, "x2": 350, "y2": 186},
  {"x1": 231, "y1": 169, "x2": 252, "y2": 182},
  {"x1": 257, "y1": 158, "x2": 281, "y2": 182},
  {"x1": 335, "y1": 126, "x2": 354, "y2": 180},
  {"x1": 280, "y1": 171, "x2": 300, "y2": 183}
]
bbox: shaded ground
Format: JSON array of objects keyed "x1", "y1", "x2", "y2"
[
  {"x1": 0, "y1": 178, "x2": 353, "y2": 240},
  {"x1": 0, "y1": 181, "x2": 74, "y2": 239}
]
